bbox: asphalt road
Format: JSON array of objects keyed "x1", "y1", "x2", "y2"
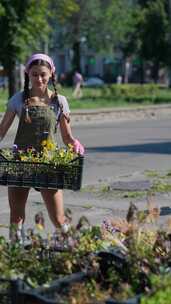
[
  {"x1": 0, "y1": 115, "x2": 171, "y2": 236},
  {"x1": 72, "y1": 117, "x2": 171, "y2": 185}
]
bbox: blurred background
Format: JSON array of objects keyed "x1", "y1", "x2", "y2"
[{"x1": 0, "y1": 0, "x2": 171, "y2": 101}]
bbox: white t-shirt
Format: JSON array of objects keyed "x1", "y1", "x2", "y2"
[{"x1": 7, "y1": 91, "x2": 70, "y2": 120}]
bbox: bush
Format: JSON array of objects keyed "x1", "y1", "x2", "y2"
[{"x1": 101, "y1": 84, "x2": 161, "y2": 103}]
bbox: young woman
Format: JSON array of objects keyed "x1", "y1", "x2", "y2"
[{"x1": 0, "y1": 53, "x2": 84, "y2": 241}]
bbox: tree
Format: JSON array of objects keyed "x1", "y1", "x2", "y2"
[
  {"x1": 98, "y1": 0, "x2": 138, "y2": 53},
  {"x1": 0, "y1": 0, "x2": 80, "y2": 97},
  {"x1": 54, "y1": 0, "x2": 102, "y2": 72},
  {"x1": 136, "y1": 0, "x2": 171, "y2": 82},
  {"x1": 51, "y1": 0, "x2": 137, "y2": 73},
  {"x1": 0, "y1": 0, "x2": 51, "y2": 97}
]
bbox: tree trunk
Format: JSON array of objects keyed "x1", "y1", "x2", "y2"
[
  {"x1": 5, "y1": 58, "x2": 18, "y2": 98},
  {"x1": 139, "y1": 61, "x2": 145, "y2": 84},
  {"x1": 151, "y1": 61, "x2": 159, "y2": 83},
  {"x1": 72, "y1": 41, "x2": 81, "y2": 72}
]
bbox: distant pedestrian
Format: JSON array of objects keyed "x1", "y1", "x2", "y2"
[
  {"x1": 117, "y1": 75, "x2": 122, "y2": 84},
  {"x1": 73, "y1": 71, "x2": 84, "y2": 99}
]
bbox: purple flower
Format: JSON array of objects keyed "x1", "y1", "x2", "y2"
[
  {"x1": 12, "y1": 144, "x2": 18, "y2": 152},
  {"x1": 102, "y1": 218, "x2": 118, "y2": 234}
]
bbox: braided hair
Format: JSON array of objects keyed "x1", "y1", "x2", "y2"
[
  {"x1": 51, "y1": 72, "x2": 70, "y2": 123},
  {"x1": 23, "y1": 59, "x2": 70, "y2": 124},
  {"x1": 23, "y1": 72, "x2": 31, "y2": 123}
]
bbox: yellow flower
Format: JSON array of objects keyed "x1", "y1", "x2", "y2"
[
  {"x1": 35, "y1": 224, "x2": 44, "y2": 231},
  {"x1": 41, "y1": 140, "x2": 47, "y2": 147},
  {"x1": 68, "y1": 143, "x2": 73, "y2": 150},
  {"x1": 59, "y1": 149, "x2": 65, "y2": 158},
  {"x1": 20, "y1": 156, "x2": 28, "y2": 162},
  {"x1": 46, "y1": 141, "x2": 56, "y2": 151},
  {"x1": 41, "y1": 139, "x2": 56, "y2": 151}
]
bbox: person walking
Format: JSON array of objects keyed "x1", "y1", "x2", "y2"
[
  {"x1": 0, "y1": 53, "x2": 84, "y2": 242},
  {"x1": 72, "y1": 70, "x2": 84, "y2": 99}
]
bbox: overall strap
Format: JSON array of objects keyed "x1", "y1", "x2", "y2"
[
  {"x1": 53, "y1": 94, "x2": 70, "y2": 125},
  {"x1": 22, "y1": 92, "x2": 32, "y2": 123}
]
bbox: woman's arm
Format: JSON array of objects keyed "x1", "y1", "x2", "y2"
[
  {"x1": 59, "y1": 114, "x2": 75, "y2": 145},
  {"x1": 59, "y1": 114, "x2": 85, "y2": 155},
  {"x1": 0, "y1": 111, "x2": 16, "y2": 140}
]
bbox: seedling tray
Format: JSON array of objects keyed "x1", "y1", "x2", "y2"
[{"x1": 0, "y1": 153, "x2": 84, "y2": 191}]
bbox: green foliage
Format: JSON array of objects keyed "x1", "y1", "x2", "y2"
[
  {"x1": 50, "y1": 0, "x2": 79, "y2": 24},
  {"x1": 0, "y1": 3, "x2": 5, "y2": 16},
  {"x1": 0, "y1": 0, "x2": 50, "y2": 64},
  {"x1": 102, "y1": 0, "x2": 139, "y2": 53},
  {"x1": 141, "y1": 274, "x2": 171, "y2": 304},
  {"x1": 151, "y1": 180, "x2": 171, "y2": 193},
  {"x1": 0, "y1": 0, "x2": 51, "y2": 97},
  {"x1": 136, "y1": 0, "x2": 171, "y2": 66},
  {"x1": 100, "y1": 83, "x2": 164, "y2": 102}
]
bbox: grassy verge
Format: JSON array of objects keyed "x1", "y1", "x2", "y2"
[
  {"x1": 58, "y1": 85, "x2": 171, "y2": 110},
  {"x1": 1, "y1": 84, "x2": 171, "y2": 112},
  {"x1": 0, "y1": 89, "x2": 8, "y2": 112}
]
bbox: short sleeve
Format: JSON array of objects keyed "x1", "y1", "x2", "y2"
[
  {"x1": 6, "y1": 97, "x2": 16, "y2": 113},
  {"x1": 6, "y1": 91, "x2": 23, "y2": 117},
  {"x1": 58, "y1": 95, "x2": 70, "y2": 116}
]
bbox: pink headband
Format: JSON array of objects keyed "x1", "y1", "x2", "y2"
[{"x1": 25, "y1": 53, "x2": 56, "y2": 73}]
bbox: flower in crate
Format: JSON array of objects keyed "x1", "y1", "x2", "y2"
[
  {"x1": 18, "y1": 146, "x2": 40, "y2": 162},
  {"x1": 41, "y1": 139, "x2": 56, "y2": 152},
  {"x1": 0, "y1": 140, "x2": 78, "y2": 166},
  {"x1": 39, "y1": 140, "x2": 77, "y2": 166}
]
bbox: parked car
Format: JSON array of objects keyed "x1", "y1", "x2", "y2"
[{"x1": 83, "y1": 77, "x2": 104, "y2": 87}]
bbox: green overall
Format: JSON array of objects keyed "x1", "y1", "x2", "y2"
[{"x1": 14, "y1": 103, "x2": 57, "y2": 150}]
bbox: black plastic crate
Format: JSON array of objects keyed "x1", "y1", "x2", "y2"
[
  {"x1": 97, "y1": 248, "x2": 128, "y2": 276},
  {"x1": 0, "y1": 275, "x2": 141, "y2": 304},
  {"x1": 21, "y1": 272, "x2": 140, "y2": 304},
  {"x1": 16, "y1": 272, "x2": 87, "y2": 304},
  {"x1": 0, "y1": 154, "x2": 84, "y2": 191},
  {"x1": 0, "y1": 277, "x2": 53, "y2": 304},
  {"x1": 0, "y1": 278, "x2": 20, "y2": 304}
]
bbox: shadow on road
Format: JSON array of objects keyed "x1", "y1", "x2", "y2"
[
  {"x1": 160, "y1": 206, "x2": 171, "y2": 216},
  {"x1": 87, "y1": 141, "x2": 171, "y2": 154}
]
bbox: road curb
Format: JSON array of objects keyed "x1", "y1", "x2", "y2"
[{"x1": 71, "y1": 103, "x2": 171, "y2": 124}]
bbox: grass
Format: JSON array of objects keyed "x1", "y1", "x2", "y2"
[
  {"x1": 0, "y1": 89, "x2": 8, "y2": 112},
  {"x1": 82, "y1": 170, "x2": 171, "y2": 199},
  {"x1": 59, "y1": 85, "x2": 171, "y2": 110},
  {"x1": 144, "y1": 170, "x2": 160, "y2": 178},
  {"x1": 1, "y1": 84, "x2": 171, "y2": 112}
]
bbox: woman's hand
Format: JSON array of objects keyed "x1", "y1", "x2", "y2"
[
  {"x1": 59, "y1": 115, "x2": 85, "y2": 155},
  {"x1": 73, "y1": 139, "x2": 85, "y2": 155}
]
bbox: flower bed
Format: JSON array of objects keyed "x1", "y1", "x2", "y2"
[{"x1": 0, "y1": 198, "x2": 171, "y2": 303}]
